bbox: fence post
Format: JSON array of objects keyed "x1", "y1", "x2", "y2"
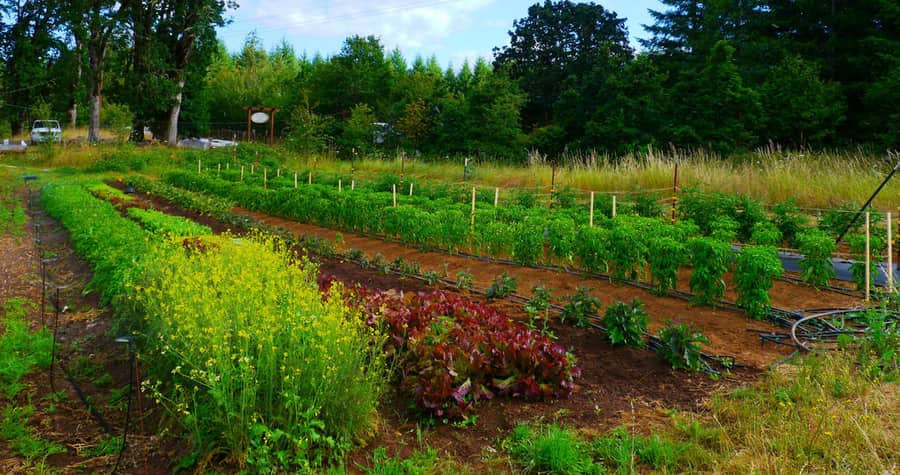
[
  {"x1": 198, "y1": 159, "x2": 201, "y2": 173},
  {"x1": 339, "y1": 179, "x2": 343, "y2": 193},
  {"x1": 294, "y1": 172, "x2": 298, "y2": 189},
  {"x1": 494, "y1": 187, "x2": 499, "y2": 207}
]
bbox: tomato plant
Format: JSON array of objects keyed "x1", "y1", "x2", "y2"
[
  {"x1": 797, "y1": 229, "x2": 836, "y2": 289},
  {"x1": 688, "y1": 237, "x2": 731, "y2": 306},
  {"x1": 734, "y1": 246, "x2": 783, "y2": 320}
]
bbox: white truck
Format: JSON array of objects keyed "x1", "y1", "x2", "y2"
[{"x1": 30, "y1": 120, "x2": 62, "y2": 144}]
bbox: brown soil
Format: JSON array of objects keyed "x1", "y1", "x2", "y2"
[{"x1": 103, "y1": 182, "x2": 865, "y2": 473}]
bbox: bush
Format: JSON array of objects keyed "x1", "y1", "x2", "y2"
[
  {"x1": 602, "y1": 300, "x2": 649, "y2": 348},
  {"x1": 734, "y1": 246, "x2": 783, "y2": 320}
]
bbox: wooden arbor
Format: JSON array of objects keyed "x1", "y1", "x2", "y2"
[{"x1": 242, "y1": 106, "x2": 280, "y2": 145}]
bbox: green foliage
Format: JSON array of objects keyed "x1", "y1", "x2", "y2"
[
  {"x1": 850, "y1": 308, "x2": 899, "y2": 381},
  {"x1": 656, "y1": 322, "x2": 709, "y2": 372},
  {"x1": 688, "y1": 237, "x2": 731, "y2": 306},
  {"x1": 602, "y1": 300, "x2": 649, "y2": 348},
  {"x1": 772, "y1": 199, "x2": 808, "y2": 247},
  {"x1": 797, "y1": 229, "x2": 836, "y2": 289},
  {"x1": 127, "y1": 207, "x2": 212, "y2": 237},
  {"x1": 0, "y1": 404, "x2": 66, "y2": 461},
  {"x1": 0, "y1": 298, "x2": 52, "y2": 398},
  {"x1": 750, "y1": 221, "x2": 783, "y2": 247},
  {"x1": 505, "y1": 423, "x2": 599, "y2": 475},
  {"x1": 363, "y1": 447, "x2": 445, "y2": 475},
  {"x1": 0, "y1": 198, "x2": 26, "y2": 237},
  {"x1": 485, "y1": 272, "x2": 518, "y2": 299},
  {"x1": 101, "y1": 102, "x2": 134, "y2": 142},
  {"x1": 734, "y1": 246, "x2": 783, "y2": 320},
  {"x1": 648, "y1": 237, "x2": 686, "y2": 295},
  {"x1": 709, "y1": 215, "x2": 739, "y2": 243},
  {"x1": 454, "y1": 270, "x2": 474, "y2": 291},
  {"x1": 591, "y1": 426, "x2": 698, "y2": 473},
  {"x1": 847, "y1": 233, "x2": 887, "y2": 291},
  {"x1": 560, "y1": 287, "x2": 601, "y2": 327},
  {"x1": 285, "y1": 97, "x2": 333, "y2": 154}
]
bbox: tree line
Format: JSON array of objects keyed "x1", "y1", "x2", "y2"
[{"x1": 2, "y1": 0, "x2": 898, "y2": 159}]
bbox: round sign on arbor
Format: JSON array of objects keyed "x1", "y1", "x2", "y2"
[{"x1": 242, "y1": 106, "x2": 280, "y2": 145}]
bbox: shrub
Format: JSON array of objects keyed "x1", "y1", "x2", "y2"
[
  {"x1": 602, "y1": 300, "x2": 649, "y2": 348},
  {"x1": 734, "y1": 246, "x2": 783, "y2": 320}
]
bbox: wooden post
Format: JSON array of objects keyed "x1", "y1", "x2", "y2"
[
  {"x1": 198, "y1": 159, "x2": 201, "y2": 173},
  {"x1": 264, "y1": 168, "x2": 267, "y2": 189},
  {"x1": 339, "y1": 179, "x2": 342, "y2": 193},
  {"x1": 251, "y1": 164, "x2": 254, "y2": 175},
  {"x1": 241, "y1": 166, "x2": 244, "y2": 182},
  {"x1": 308, "y1": 172, "x2": 312, "y2": 185},
  {"x1": 351, "y1": 180, "x2": 355, "y2": 190},
  {"x1": 217, "y1": 163, "x2": 221, "y2": 177},
  {"x1": 612, "y1": 195, "x2": 617, "y2": 218},
  {"x1": 866, "y1": 212, "x2": 871, "y2": 301},
  {"x1": 470, "y1": 186, "x2": 476, "y2": 232},
  {"x1": 888, "y1": 212, "x2": 894, "y2": 291},
  {"x1": 409, "y1": 182, "x2": 413, "y2": 196},
  {"x1": 494, "y1": 187, "x2": 499, "y2": 207},
  {"x1": 276, "y1": 167, "x2": 281, "y2": 178},
  {"x1": 294, "y1": 172, "x2": 298, "y2": 189},
  {"x1": 392, "y1": 184, "x2": 397, "y2": 207},
  {"x1": 590, "y1": 192, "x2": 595, "y2": 227}
]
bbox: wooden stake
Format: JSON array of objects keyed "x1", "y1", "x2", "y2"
[
  {"x1": 590, "y1": 192, "x2": 595, "y2": 227},
  {"x1": 494, "y1": 187, "x2": 499, "y2": 207},
  {"x1": 263, "y1": 168, "x2": 267, "y2": 189},
  {"x1": 470, "y1": 186, "x2": 476, "y2": 232},
  {"x1": 392, "y1": 184, "x2": 397, "y2": 207},
  {"x1": 339, "y1": 179, "x2": 342, "y2": 193},
  {"x1": 294, "y1": 172, "x2": 298, "y2": 188},
  {"x1": 888, "y1": 212, "x2": 894, "y2": 291},
  {"x1": 866, "y1": 212, "x2": 871, "y2": 301},
  {"x1": 226, "y1": 162, "x2": 230, "y2": 170},
  {"x1": 276, "y1": 167, "x2": 281, "y2": 178},
  {"x1": 308, "y1": 172, "x2": 312, "y2": 185},
  {"x1": 198, "y1": 159, "x2": 201, "y2": 173},
  {"x1": 240, "y1": 166, "x2": 244, "y2": 181},
  {"x1": 217, "y1": 163, "x2": 221, "y2": 176},
  {"x1": 612, "y1": 195, "x2": 617, "y2": 218},
  {"x1": 351, "y1": 180, "x2": 355, "y2": 190},
  {"x1": 251, "y1": 164, "x2": 254, "y2": 175},
  {"x1": 409, "y1": 182, "x2": 413, "y2": 196}
]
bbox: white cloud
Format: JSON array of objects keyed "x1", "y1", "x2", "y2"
[{"x1": 234, "y1": 0, "x2": 495, "y2": 53}]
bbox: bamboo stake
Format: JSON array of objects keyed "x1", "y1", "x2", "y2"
[
  {"x1": 590, "y1": 192, "x2": 594, "y2": 227},
  {"x1": 409, "y1": 183, "x2": 413, "y2": 196},
  {"x1": 612, "y1": 195, "x2": 617, "y2": 218},
  {"x1": 392, "y1": 184, "x2": 397, "y2": 207},
  {"x1": 294, "y1": 173, "x2": 298, "y2": 188},
  {"x1": 494, "y1": 187, "x2": 499, "y2": 207},
  {"x1": 888, "y1": 212, "x2": 894, "y2": 290},
  {"x1": 866, "y1": 212, "x2": 871, "y2": 301},
  {"x1": 470, "y1": 187, "x2": 476, "y2": 232}
]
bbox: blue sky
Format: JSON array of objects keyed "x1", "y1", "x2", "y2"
[{"x1": 217, "y1": 0, "x2": 666, "y2": 68}]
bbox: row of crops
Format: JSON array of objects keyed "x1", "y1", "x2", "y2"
[
  {"x1": 40, "y1": 180, "x2": 580, "y2": 471},
  {"x1": 159, "y1": 169, "x2": 867, "y2": 320}
]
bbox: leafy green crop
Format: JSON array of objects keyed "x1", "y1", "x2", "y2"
[
  {"x1": 602, "y1": 299, "x2": 649, "y2": 348},
  {"x1": 734, "y1": 246, "x2": 783, "y2": 320},
  {"x1": 560, "y1": 287, "x2": 601, "y2": 327},
  {"x1": 688, "y1": 237, "x2": 732, "y2": 306},
  {"x1": 797, "y1": 229, "x2": 836, "y2": 289},
  {"x1": 649, "y1": 237, "x2": 687, "y2": 295},
  {"x1": 656, "y1": 322, "x2": 709, "y2": 371}
]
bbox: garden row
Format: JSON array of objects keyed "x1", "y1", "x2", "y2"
[
  {"x1": 40, "y1": 180, "x2": 580, "y2": 472},
  {"x1": 161, "y1": 170, "x2": 854, "y2": 319}
]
